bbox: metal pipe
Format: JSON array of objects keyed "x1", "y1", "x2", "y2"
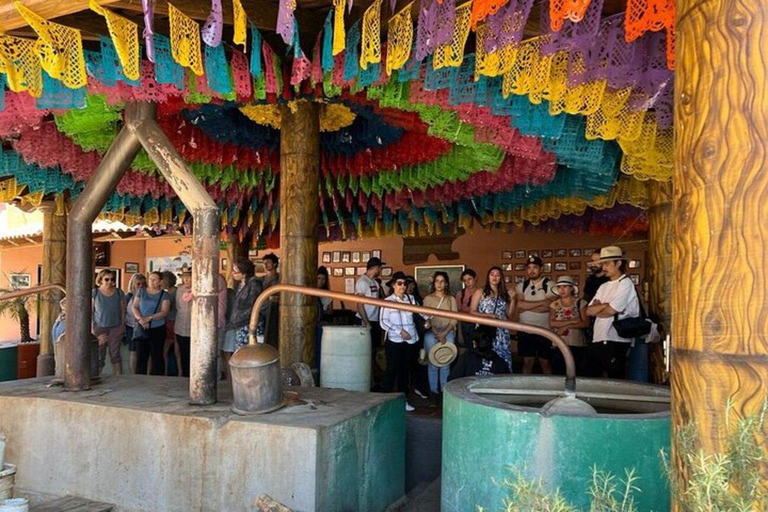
[
  {"x1": 66, "y1": 123, "x2": 142, "y2": 391},
  {"x1": 0, "y1": 284, "x2": 66, "y2": 301},
  {"x1": 248, "y1": 285, "x2": 578, "y2": 393},
  {"x1": 128, "y1": 104, "x2": 220, "y2": 405}
]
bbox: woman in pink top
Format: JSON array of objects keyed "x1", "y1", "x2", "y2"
[{"x1": 455, "y1": 269, "x2": 477, "y2": 352}]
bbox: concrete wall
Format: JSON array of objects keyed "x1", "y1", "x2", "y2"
[{"x1": 0, "y1": 377, "x2": 405, "y2": 512}]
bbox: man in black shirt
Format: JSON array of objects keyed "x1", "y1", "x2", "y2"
[{"x1": 583, "y1": 252, "x2": 610, "y2": 344}]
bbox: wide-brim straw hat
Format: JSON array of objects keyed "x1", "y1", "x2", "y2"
[
  {"x1": 598, "y1": 245, "x2": 626, "y2": 262},
  {"x1": 550, "y1": 276, "x2": 579, "y2": 297},
  {"x1": 428, "y1": 342, "x2": 458, "y2": 367}
]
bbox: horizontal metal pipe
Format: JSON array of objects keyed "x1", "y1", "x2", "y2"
[
  {"x1": 248, "y1": 284, "x2": 577, "y2": 393},
  {"x1": 470, "y1": 388, "x2": 671, "y2": 403},
  {"x1": 0, "y1": 284, "x2": 66, "y2": 301}
]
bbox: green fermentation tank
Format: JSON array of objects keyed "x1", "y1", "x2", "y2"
[
  {"x1": 442, "y1": 376, "x2": 670, "y2": 511},
  {"x1": 0, "y1": 343, "x2": 18, "y2": 382}
]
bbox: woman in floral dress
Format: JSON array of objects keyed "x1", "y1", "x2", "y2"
[{"x1": 470, "y1": 266, "x2": 516, "y2": 371}]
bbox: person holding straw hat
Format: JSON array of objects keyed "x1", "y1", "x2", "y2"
[{"x1": 549, "y1": 276, "x2": 589, "y2": 375}]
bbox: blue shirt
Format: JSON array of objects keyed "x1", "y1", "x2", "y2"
[
  {"x1": 135, "y1": 289, "x2": 167, "y2": 328},
  {"x1": 52, "y1": 315, "x2": 65, "y2": 343},
  {"x1": 92, "y1": 288, "x2": 125, "y2": 328}
]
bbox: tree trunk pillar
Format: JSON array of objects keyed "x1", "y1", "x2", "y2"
[
  {"x1": 647, "y1": 181, "x2": 672, "y2": 384},
  {"x1": 673, "y1": 0, "x2": 768, "y2": 487},
  {"x1": 278, "y1": 100, "x2": 320, "y2": 367},
  {"x1": 37, "y1": 200, "x2": 66, "y2": 377}
]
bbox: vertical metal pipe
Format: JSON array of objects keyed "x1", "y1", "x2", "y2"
[
  {"x1": 129, "y1": 106, "x2": 220, "y2": 404},
  {"x1": 65, "y1": 125, "x2": 142, "y2": 390}
]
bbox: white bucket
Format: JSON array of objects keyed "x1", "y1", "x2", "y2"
[
  {"x1": 320, "y1": 326, "x2": 372, "y2": 392},
  {"x1": 0, "y1": 464, "x2": 16, "y2": 501},
  {"x1": 0, "y1": 498, "x2": 28, "y2": 512}
]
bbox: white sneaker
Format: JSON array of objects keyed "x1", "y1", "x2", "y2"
[
  {"x1": 414, "y1": 389, "x2": 428, "y2": 399},
  {"x1": 405, "y1": 402, "x2": 415, "y2": 412}
]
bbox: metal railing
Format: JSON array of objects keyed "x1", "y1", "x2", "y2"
[
  {"x1": 248, "y1": 284, "x2": 577, "y2": 393},
  {"x1": 0, "y1": 283, "x2": 66, "y2": 301}
]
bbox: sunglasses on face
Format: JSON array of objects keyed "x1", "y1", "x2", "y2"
[
  {"x1": 394, "y1": 281, "x2": 406, "y2": 286},
  {"x1": 103, "y1": 278, "x2": 113, "y2": 283}
]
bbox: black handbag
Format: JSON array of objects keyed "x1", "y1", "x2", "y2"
[
  {"x1": 132, "y1": 290, "x2": 164, "y2": 342},
  {"x1": 612, "y1": 284, "x2": 651, "y2": 338},
  {"x1": 408, "y1": 295, "x2": 430, "y2": 338}
]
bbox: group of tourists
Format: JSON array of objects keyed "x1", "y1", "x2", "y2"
[
  {"x1": 52, "y1": 254, "x2": 282, "y2": 379},
  {"x1": 352, "y1": 245, "x2": 648, "y2": 411}
]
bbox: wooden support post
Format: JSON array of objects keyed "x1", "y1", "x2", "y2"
[
  {"x1": 674, "y1": 0, "x2": 768, "y2": 485},
  {"x1": 647, "y1": 182, "x2": 672, "y2": 384},
  {"x1": 37, "y1": 201, "x2": 66, "y2": 377},
  {"x1": 225, "y1": 230, "x2": 248, "y2": 288},
  {"x1": 279, "y1": 100, "x2": 320, "y2": 367}
]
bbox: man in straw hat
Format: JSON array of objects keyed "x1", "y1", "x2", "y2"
[{"x1": 585, "y1": 245, "x2": 640, "y2": 378}]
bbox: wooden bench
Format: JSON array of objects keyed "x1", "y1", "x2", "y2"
[{"x1": 29, "y1": 496, "x2": 114, "y2": 512}]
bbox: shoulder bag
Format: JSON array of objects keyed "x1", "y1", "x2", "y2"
[{"x1": 612, "y1": 281, "x2": 651, "y2": 338}]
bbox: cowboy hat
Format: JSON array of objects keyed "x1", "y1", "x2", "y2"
[
  {"x1": 550, "y1": 275, "x2": 579, "y2": 297},
  {"x1": 428, "y1": 342, "x2": 458, "y2": 367},
  {"x1": 598, "y1": 245, "x2": 626, "y2": 262}
]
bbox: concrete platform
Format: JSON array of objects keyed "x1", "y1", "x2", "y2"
[{"x1": 0, "y1": 376, "x2": 405, "y2": 512}]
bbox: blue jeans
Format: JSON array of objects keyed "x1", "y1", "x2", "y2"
[{"x1": 424, "y1": 330, "x2": 455, "y2": 393}]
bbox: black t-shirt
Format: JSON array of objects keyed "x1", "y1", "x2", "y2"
[
  {"x1": 448, "y1": 351, "x2": 510, "y2": 381},
  {"x1": 584, "y1": 274, "x2": 610, "y2": 304}
]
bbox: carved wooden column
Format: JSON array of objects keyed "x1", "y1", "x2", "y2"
[
  {"x1": 279, "y1": 100, "x2": 319, "y2": 366},
  {"x1": 647, "y1": 181, "x2": 672, "y2": 384},
  {"x1": 674, "y1": 0, "x2": 768, "y2": 485},
  {"x1": 37, "y1": 200, "x2": 66, "y2": 377}
]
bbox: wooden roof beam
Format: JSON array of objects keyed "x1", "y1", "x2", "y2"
[{"x1": 0, "y1": 0, "x2": 122, "y2": 32}]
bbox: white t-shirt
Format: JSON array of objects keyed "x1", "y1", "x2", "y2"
[
  {"x1": 379, "y1": 294, "x2": 419, "y2": 344},
  {"x1": 589, "y1": 275, "x2": 640, "y2": 344},
  {"x1": 516, "y1": 278, "x2": 552, "y2": 329},
  {"x1": 355, "y1": 274, "x2": 381, "y2": 322}
]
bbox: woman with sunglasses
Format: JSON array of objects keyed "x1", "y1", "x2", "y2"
[
  {"x1": 125, "y1": 273, "x2": 147, "y2": 374},
  {"x1": 132, "y1": 271, "x2": 171, "y2": 375},
  {"x1": 92, "y1": 270, "x2": 127, "y2": 375},
  {"x1": 470, "y1": 266, "x2": 516, "y2": 371},
  {"x1": 380, "y1": 272, "x2": 420, "y2": 412}
]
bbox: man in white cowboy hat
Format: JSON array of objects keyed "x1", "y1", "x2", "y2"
[
  {"x1": 585, "y1": 245, "x2": 640, "y2": 379},
  {"x1": 514, "y1": 255, "x2": 555, "y2": 375}
]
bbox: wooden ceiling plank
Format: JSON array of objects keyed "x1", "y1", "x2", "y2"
[{"x1": 0, "y1": 0, "x2": 122, "y2": 33}]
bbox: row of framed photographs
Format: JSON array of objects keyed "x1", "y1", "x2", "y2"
[
  {"x1": 501, "y1": 259, "x2": 641, "y2": 272},
  {"x1": 328, "y1": 266, "x2": 394, "y2": 278},
  {"x1": 502, "y1": 274, "x2": 643, "y2": 285},
  {"x1": 502, "y1": 248, "x2": 597, "y2": 259},
  {"x1": 321, "y1": 249, "x2": 382, "y2": 264}
]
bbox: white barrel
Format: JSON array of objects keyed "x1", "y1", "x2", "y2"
[
  {"x1": 320, "y1": 326, "x2": 372, "y2": 392},
  {"x1": 0, "y1": 498, "x2": 28, "y2": 512},
  {"x1": 0, "y1": 435, "x2": 5, "y2": 467},
  {"x1": 0, "y1": 464, "x2": 16, "y2": 501}
]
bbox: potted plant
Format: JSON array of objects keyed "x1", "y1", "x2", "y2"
[{"x1": 0, "y1": 273, "x2": 35, "y2": 342}]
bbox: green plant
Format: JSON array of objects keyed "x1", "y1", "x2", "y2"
[
  {"x1": 489, "y1": 466, "x2": 640, "y2": 512},
  {"x1": 0, "y1": 274, "x2": 35, "y2": 342},
  {"x1": 662, "y1": 400, "x2": 767, "y2": 512}
]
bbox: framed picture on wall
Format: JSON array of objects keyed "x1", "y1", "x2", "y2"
[
  {"x1": 344, "y1": 267, "x2": 355, "y2": 276},
  {"x1": 341, "y1": 252, "x2": 351, "y2": 263},
  {"x1": 569, "y1": 248, "x2": 582, "y2": 257},
  {"x1": 504, "y1": 275, "x2": 511, "y2": 283},
  {"x1": 361, "y1": 251, "x2": 371, "y2": 262},
  {"x1": 514, "y1": 263, "x2": 526, "y2": 271},
  {"x1": 352, "y1": 252, "x2": 361, "y2": 263},
  {"x1": 502, "y1": 263, "x2": 513, "y2": 271},
  {"x1": 555, "y1": 262, "x2": 567, "y2": 271},
  {"x1": 555, "y1": 248, "x2": 567, "y2": 257},
  {"x1": 332, "y1": 251, "x2": 341, "y2": 263},
  {"x1": 125, "y1": 262, "x2": 139, "y2": 274},
  {"x1": 569, "y1": 261, "x2": 581, "y2": 270},
  {"x1": 583, "y1": 248, "x2": 595, "y2": 256},
  {"x1": 515, "y1": 276, "x2": 525, "y2": 284},
  {"x1": 502, "y1": 251, "x2": 513, "y2": 259},
  {"x1": 629, "y1": 259, "x2": 641, "y2": 269},
  {"x1": 8, "y1": 273, "x2": 30, "y2": 289},
  {"x1": 356, "y1": 267, "x2": 366, "y2": 275},
  {"x1": 221, "y1": 258, "x2": 228, "y2": 271},
  {"x1": 322, "y1": 252, "x2": 332, "y2": 264},
  {"x1": 381, "y1": 267, "x2": 393, "y2": 277},
  {"x1": 542, "y1": 262, "x2": 552, "y2": 273},
  {"x1": 514, "y1": 250, "x2": 526, "y2": 259},
  {"x1": 372, "y1": 250, "x2": 382, "y2": 259},
  {"x1": 93, "y1": 242, "x2": 110, "y2": 267},
  {"x1": 414, "y1": 265, "x2": 465, "y2": 297},
  {"x1": 541, "y1": 250, "x2": 553, "y2": 258},
  {"x1": 629, "y1": 274, "x2": 640, "y2": 285},
  {"x1": 333, "y1": 267, "x2": 344, "y2": 277},
  {"x1": 528, "y1": 250, "x2": 540, "y2": 258}
]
